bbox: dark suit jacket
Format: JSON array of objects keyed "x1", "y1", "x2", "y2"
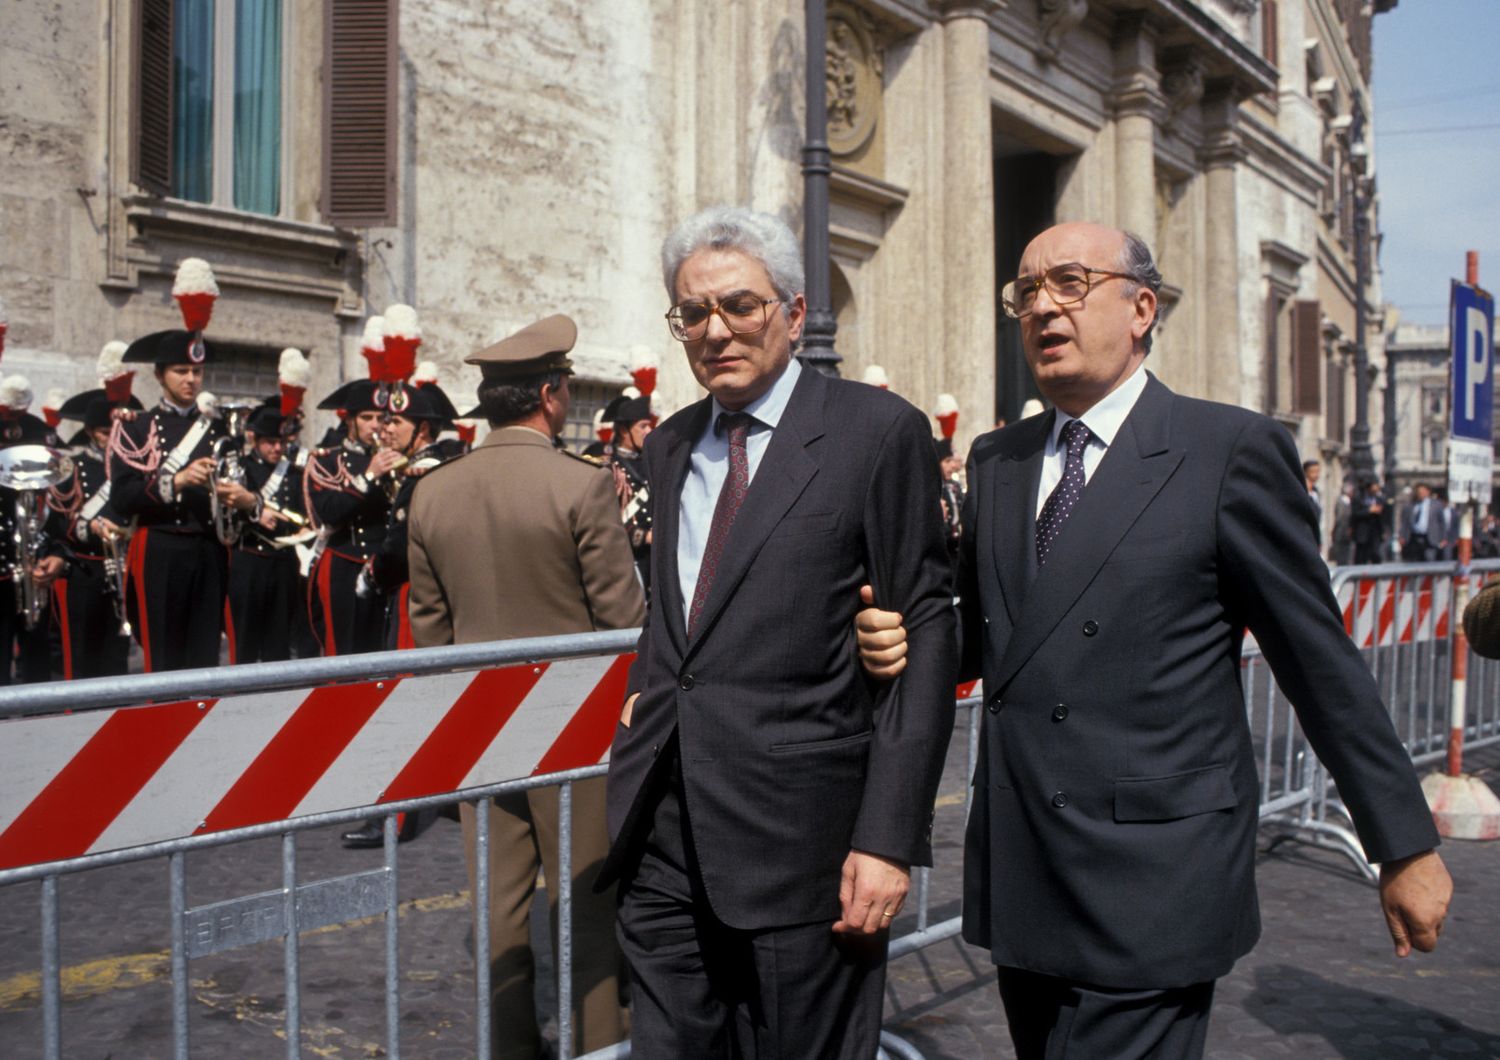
[
  {"x1": 959, "y1": 373, "x2": 1439, "y2": 989},
  {"x1": 601, "y1": 365, "x2": 956, "y2": 931}
]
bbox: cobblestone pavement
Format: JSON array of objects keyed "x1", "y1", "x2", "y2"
[{"x1": 1, "y1": 729, "x2": 1496, "y2": 1058}]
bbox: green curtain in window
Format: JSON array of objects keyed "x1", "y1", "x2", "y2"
[
  {"x1": 234, "y1": 0, "x2": 282, "y2": 215},
  {"x1": 172, "y1": 0, "x2": 215, "y2": 202}
]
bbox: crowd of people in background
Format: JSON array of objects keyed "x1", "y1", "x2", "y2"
[{"x1": 2, "y1": 255, "x2": 1494, "y2": 709}]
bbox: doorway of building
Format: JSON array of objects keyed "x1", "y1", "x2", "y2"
[{"x1": 994, "y1": 139, "x2": 1061, "y2": 425}]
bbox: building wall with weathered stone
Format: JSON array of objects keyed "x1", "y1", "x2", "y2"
[{"x1": 1, "y1": 0, "x2": 1395, "y2": 471}]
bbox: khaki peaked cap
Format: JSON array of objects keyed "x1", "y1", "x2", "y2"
[{"x1": 465, "y1": 314, "x2": 577, "y2": 381}]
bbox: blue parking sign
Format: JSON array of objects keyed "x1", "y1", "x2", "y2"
[
  {"x1": 1451, "y1": 281, "x2": 1495, "y2": 442},
  {"x1": 1449, "y1": 281, "x2": 1495, "y2": 504}
]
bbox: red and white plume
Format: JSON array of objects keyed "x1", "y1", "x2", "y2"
[
  {"x1": 0, "y1": 375, "x2": 33, "y2": 416},
  {"x1": 592, "y1": 407, "x2": 612, "y2": 444},
  {"x1": 629, "y1": 346, "x2": 658, "y2": 397},
  {"x1": 279, "y1": 348, "x2": 311, "y2": 417},
  {"x1": 412, "y1": 360, "x2": 440, "y2": 388},
  {"x1": 862, "y1": 365, "x2": 890, "y2": 389},
  {"x1": 381, "y1": 305, "x2": 422, "y2": 382},
  {"x1": 455, "y1": 419, "x2": 477, "y2": 446},
  {"x1": 172, "y1": 258, "x2": 219, "y2": 332},
  {"x1": 98, "y1": 340, "x2": 135, "y2": 403},
  {"x1": 42, "y1": 388, "x2": 67, "y2": 428},
  {"x1": 360, "y1": 316, "x2": 388, "y2": 382},
  {"x1": 0, "y1": 296, "x2": 8, "y2": 360},
  {"x1": 935, "y1": 393, "x2": 959, "y2": 439}
]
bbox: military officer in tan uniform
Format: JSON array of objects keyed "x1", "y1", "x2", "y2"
[{"x1": 407, "y1": 314, "x2": 643, "y2": 1060}]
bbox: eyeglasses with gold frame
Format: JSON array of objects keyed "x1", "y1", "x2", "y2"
[
  {"x1": 665, "y1": 294, "x2": 782, "y2": 342},
  {"x1": 1000, "y1": 264, "x2": 1138, "y2": 319}
]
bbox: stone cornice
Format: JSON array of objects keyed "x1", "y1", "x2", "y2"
[{"x1": 930, "y1": 0, "x2": 1006, "y2": 23}]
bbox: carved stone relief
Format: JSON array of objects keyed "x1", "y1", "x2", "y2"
[
  {"x1": 1161, "y1": 53, "x2": 1206, "y2": 132},
  {"x1": 1037, "y1": 0, "x2": 1089, "y2": 63},
  {"x1": 826, "y1": 4, "x2": 884, "y2": 159}
]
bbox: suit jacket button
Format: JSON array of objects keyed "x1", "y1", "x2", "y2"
[
  {"x1": 679, "y1": 673, "x2": 695, "y2": 691},
  {"x1": 1051, "y1": 792, "x2": 1069, "y2": 809},
  {"x1": 1051, "y1": 704, "x2": 1069, "y2": 722},
  {"x1": 1082, "y1": 620, "x2": 1099, "y2": 637},
  {"x1": 987, "y1": 697, "x2": 1002, "y2": 715}
]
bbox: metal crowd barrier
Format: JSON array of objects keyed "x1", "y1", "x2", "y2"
[
  {"x1": 2, "y1": 559, "x2": 1494, "y2": 1059},
  {"x1": 0, "y1": 633, "x2": 984, "y2": 1060},
  {"x1": 1250, "y1": 559, "x2": 1500, "y2": 879}
]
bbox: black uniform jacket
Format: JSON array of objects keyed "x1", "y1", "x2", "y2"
[
  {"x1": 602, "y1": 365, "x2": 957, "y2": 931},
  {"x1": 307, "y1": 441, "x2": 390, "y2": 560},
  {"x1": 958, "y1": 372, "x2": 1439, "y2": 989},
  {"x1": 107, "y1": 405, "x2": 224, "y2": 535}
]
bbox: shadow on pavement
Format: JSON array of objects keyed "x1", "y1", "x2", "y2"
[{"x1": 1243, "y1": 963, "x2": 1500, "y2": 1058}]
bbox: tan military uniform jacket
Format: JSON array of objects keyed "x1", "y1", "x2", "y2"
[{"x1": 407, "y1": 426, "x2": 645, "y2": 646}]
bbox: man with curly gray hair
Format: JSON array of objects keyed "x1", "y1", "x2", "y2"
[{"x1": 599, "y1": 205, "x2": 957, "y2": 1057}]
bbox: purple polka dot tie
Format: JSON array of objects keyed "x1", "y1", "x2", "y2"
[
  {"x1": 1035, "y1": 419, "x2": 1093, "y2": 567},
  {"x1": 688, "y1": 412, "x2": 754, "y2": 636}
]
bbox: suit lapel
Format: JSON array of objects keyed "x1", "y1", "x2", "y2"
[
  {"x1": 654, "y1": 400, "x2": 711, "y2": 657},
  {"x1": 993, "y1": 375, "x2": 1184, "y2": 692},
  {"x1": 988, "y1": 413, "x2": 1050, "y2": 625},
  {"x1": 685, "y1": 368, "x2": 825, "y2": 653}
]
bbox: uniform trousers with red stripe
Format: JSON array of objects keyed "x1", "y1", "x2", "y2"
[
  {"x1": 54, "y1": 558, "x2": 130, "y2": 679},
  {"x1": 227, "y1": 547, "x2": 299, "y2": 663},
  {"x1": 0, "y1": 583, "x2": 54, "y2": 685},
  {"x1": 127, "y1": 528, "x2": 226, "y2": 672},
  {"x1": 312, "y1": 551, "x2": 385, "y2": 656},
  {"x1": 460, "y1": 778, "x2": 626, "y2": 1060}
]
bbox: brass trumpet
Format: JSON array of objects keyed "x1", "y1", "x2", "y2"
[
  {"x1": 99, "y1": 523, "x2": 133, "y2": 637},
  {"x1": 208, "y1": 400, "x2": 258, "y2": 546}
]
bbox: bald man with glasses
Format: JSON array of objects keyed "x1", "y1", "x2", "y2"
[{"x1": 857, "y1": 222, "x2": 1450, "y2": 1060}]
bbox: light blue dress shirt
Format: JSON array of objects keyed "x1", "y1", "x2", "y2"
[{"x1": 677, "y1": 357, "x2": 803, "y2": 622}]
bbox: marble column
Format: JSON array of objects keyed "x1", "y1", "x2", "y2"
[
  {"x1": 1200, "y1": 83, "x2": 1246, "y2": 407},
  {"x1": 935, "y1": 2, "x2": 998, "y2": 434},
  {"x1": 1111, "y1": 14, "x2": 1160, "y2": 248}
]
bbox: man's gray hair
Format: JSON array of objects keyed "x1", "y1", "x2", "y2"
[
  {"x1": 1119, "y1": 230, "x2": 1164, "y2": 353},
  {"x1": 661, "y1": 206, "x2": 805, "y2": 312}
]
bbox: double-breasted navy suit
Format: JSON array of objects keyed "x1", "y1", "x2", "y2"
[{"x1": 959, "y1": 373, "x2": 1438, "y2": 989}]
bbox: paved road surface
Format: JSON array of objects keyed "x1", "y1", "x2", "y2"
[{"x1": 1, "y1": 728, "x2": 1496, "y2": 1058}]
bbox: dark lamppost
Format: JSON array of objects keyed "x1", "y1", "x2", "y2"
[
  {"x1": 1348, "y1": 111, "x2": 1377, "y2": 485},
  {"x1": 801, "y1": 0, "x2": 840, "y2": 375}
]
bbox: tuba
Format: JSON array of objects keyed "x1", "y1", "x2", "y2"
[
  {"x1": 0, "y1": 446, "x2": 76, "y2": 630},
  {"x1": 207, "y1": 399, "x2": 257, "y2": 546}
]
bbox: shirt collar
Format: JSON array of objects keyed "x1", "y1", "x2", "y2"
[
  {"x1": 709, "y1": 356, "x2": 802, "y2": 433},
  {"x1": 1049, "y1": 365, "x2": 1149, "y2": 451},
  {"x1": 159, "y1": 396, "x2": 197, "y2": 417}
]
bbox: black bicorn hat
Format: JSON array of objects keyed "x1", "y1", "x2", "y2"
[
  {"x1": 56, "y1": 388, "x2": 145, "y2": 430},
  {"x1": 316, "y1": 379, "x2": 381, "y2": 415},
  {"x1": 604, "y1": 394, "x2": 652, "y2": 426},
  {"x1": 383, "y1": 381, "x2": 461, "y2": 423},
  {"x1": 0, "y1": 413, "x2": 60, "y2": 447},
  {"x1": 121, "y1": 329, "x2": 220, "y2": 366}
]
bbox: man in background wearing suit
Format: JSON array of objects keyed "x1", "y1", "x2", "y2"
[
  {"x1": 407, "y1": 314, "x2": 643, "y2": 1060},
  {"x1": 600, "y1": 206, "x2": 956, "y2": 1057},
  {"x1": 856, "y1": 222, "x2": 1451, "y2": 1059}
]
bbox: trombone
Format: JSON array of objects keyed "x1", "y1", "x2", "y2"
[{"x1": 0, "y1": 446, "x2": 76, "y2": 631}]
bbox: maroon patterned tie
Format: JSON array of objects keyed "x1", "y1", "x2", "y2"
[
  {"x1": 688, "y1": 412, "x2": 753, "y2": 636},
  {"x1": 1035, "y1": 419, "x2": 1093, "y2": 566}
]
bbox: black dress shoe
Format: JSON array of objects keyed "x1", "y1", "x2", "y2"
[{"x1": 341, "y1": 820, "x2": 384, "y2": 848}]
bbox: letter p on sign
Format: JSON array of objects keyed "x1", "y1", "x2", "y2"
[{"x1": 1465, "y1": 306, "x2": 1490, "y2": 422}]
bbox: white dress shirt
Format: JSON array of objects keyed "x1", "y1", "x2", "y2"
[
  {"x1": 1034, "y1": 366, "x2": 1149, "y2": 518},
  {"x1": 677, "y1": 357, "x2": 803, "y2": 620}
]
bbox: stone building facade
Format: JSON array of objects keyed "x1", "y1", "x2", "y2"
[
  {"x1": 4, "y1": 0, "x2": 1395, "y2": 483},
  {"x1": 1385, "y1": 321, "x2": 1500, "y2": 506}
]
